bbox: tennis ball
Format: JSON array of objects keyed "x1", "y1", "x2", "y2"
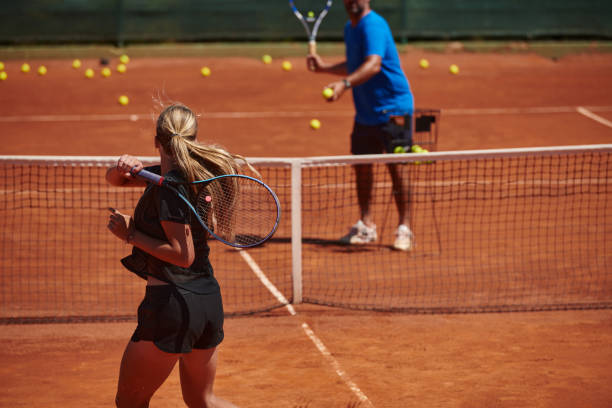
[
  {"x1": 118, "y1": 95, "x2": 129, "y2": 106},
  {"x1": 0, "y1": 71, "x2": 7, "y2": 81},
  {"x1": 37, "y1": 65, "x2": 47, "y2": 76},
  {"x1": 419, "y1": 58, "x2": 429, "y2": 69},
  {"x1": 119, "y1": 54, "x2": 130, "y2": 64},
  {"x1": 21, "y1": 63, "x2": 30, "y2": 73},
  {"x1": 310, "y1": 119, "x2": 321, "y2": 130},
  {"x1": 200, "y1": 66, "x2": 211, "y2": 77},
  {"x1": 282, "y1": 60, "x2": 292, "y2": 71},
  {"x1": 72, "y1": 59, "x2": 82, "y2": 69},
  {"x1": 262, "y1": 54, "x2": 272, "y2": 64},
  {"x1": 117, "y1": 64, "x2": 127, "y2": 73},
  {"x1": 449, "y1": 64, "x2": 459, "y2": 75},
  {"x1": 322, "y1": 87, "x2": 334, "y2": 99},
  {"x1": 0, "y1": 62, "x2": 4, "y2": 71},
  {"x1": 84, "y1": 68, "x2": 94, "y2": 78},
  {"x1": 307, "y1": 11, "x2": 315, "y2": 18},
  {"x1": 411, "y1": 144, "x2": 423, "y2": 153},
  {"x1": 393, "y1": 146, "x2": 406, "y2": 153},
  {"x1": 101, "y1": 67, "x2": 111, "y2": 77}
]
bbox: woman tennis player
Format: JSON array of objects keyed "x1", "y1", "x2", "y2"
[{"x1": 106, "y1": 103, "x2": 241, "y2": 408}]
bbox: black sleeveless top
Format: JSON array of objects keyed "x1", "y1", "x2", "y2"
[{"x1": 120, "y1": 165, "x2": 220, "y2": 294}]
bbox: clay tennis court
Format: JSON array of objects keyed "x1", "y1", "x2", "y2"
[{"x1": 0, "y1": 45, "x2": 611, "y2": 407}]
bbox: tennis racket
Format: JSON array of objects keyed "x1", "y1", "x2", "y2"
[
  {"x1": 289, "y1": 0, "x2": 333, "y2": 69},
  {"x1": 133, "y1": 168, "x2": 281, "y2": 248}
]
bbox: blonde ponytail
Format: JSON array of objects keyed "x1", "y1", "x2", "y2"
[{"x1": 155, "y1": 103, "x2": 258, "y2": 238}]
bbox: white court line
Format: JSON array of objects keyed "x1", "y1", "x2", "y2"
[
  {"x1": 301, "y1": 322, "x2": 374, "y2": 408},
  {"x1": 576, "y1": 106, "x2": 612, "y2": 129},
  {"x1": 238, "y1": 250, "x2": 296, "y2": 316},
  {"x1": 2, "y1": 105, "x2": 612, "y2": 122},
  {"x1": 237, "y1": 250, "x2": 374, "y2": 407}
]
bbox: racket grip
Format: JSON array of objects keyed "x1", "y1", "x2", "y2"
[
  {"x1": 131, "y1": 168, "x2": 164, "y2": 185},
  {"x1": 308, "y1": 40, "x2": 316, "y2": 55},
  {"x1": 308, "y1": 41, "x2": 317, "y2": 71}
]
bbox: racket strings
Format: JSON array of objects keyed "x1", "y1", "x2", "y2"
[{"x1": 195, "y1": 177, "x2": 279, "y2": 246}]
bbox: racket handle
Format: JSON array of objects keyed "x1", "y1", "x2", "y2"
[
  {"x1": 308, "y1": 41, "x2": 317, "y2": 71},
  {"x1": 308, "y1": 40, "x2": 316, "y2": 55},
  {"x1": 131, "y1": 167, "x2": 164, "y2": 185}
]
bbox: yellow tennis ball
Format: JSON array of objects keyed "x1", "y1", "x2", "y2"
[
  {"x1": 282, "y1": 60, "x2": 292, "y2": 71},
  {"x1": 307, "y1": 11, "x2": 315, "y2": 18},
  {"x1": 261, "y1": 54, "x2": 272, "y2": 64},
  {"x1": 119, "y1": 54, "x2": 130, "y2": 64},
  {"x1": 0, "y1": 71, "x2": 7, "y2": 81},
  {"x1": 118, "y1": 95, "x2": 129, "y2": 106},
  {"x1": 322, "y1": 87, "x2": 334, "y2": 99},
  {"x1": 419, "y1": 58, "x2": 429, "y2": 69},
  {"x1": 37, "y1": 65, "x2": 47, "y2": 75},
  {"x1": 393, "y1": 145, "x2": 406, "y2": 153},
  {"x1": 101, "y1": 67, "x2": 111, "y2": 77},
  {"x1": 200, "y1": 66, "x2": 211, "y2": 77},
  {"x1": 411, "y1": 144, "x2": 423, "y2": 153},
  {"x1": 72, "y1": 59, "x2": 82, "y2": 69},
  {"x1": 84, "y1": 68, "x2": 94, "y2": 78},
  {"x1": 117, "y1": 63, "x2": 127, "y2": 73},
  {"x1": 310, "y1": 119, "x2": 321, "y2": 130},
  {"x1": 21, "y1": 63, "x2": 30, "y2": 73},
  {"x1": 0, "y1": 62, "x2": 4, "y2": 71},
  {"x1": 449, "y1": 64, "x2": 459, "y2": 75}
]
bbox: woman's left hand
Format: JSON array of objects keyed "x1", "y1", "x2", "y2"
[{"x1": 107, "y1": 207, "x2": 133, "y2": 242}]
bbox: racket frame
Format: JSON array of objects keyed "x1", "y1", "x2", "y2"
[
  {"x1": 133, "y1": 168, "x2": 281, "y2": 248},
  {"x1": 289, "y1": 0, "x2": 333, "y2": 56}
]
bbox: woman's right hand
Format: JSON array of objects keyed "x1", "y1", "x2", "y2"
[{"x1": 116, "y1": 154, "x2": 143, "y2": 180}]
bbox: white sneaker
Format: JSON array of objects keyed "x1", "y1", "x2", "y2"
[
  {"x1": 393, "y1": 224, "x2": 414, "y2": 251},
  {"x1": 340, "y1": 220, "x2": 377, "y2": 244}
]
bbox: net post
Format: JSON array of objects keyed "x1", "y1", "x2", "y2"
[{"x1": 291, "y1": 159, "x2": 303, "y2": 304}]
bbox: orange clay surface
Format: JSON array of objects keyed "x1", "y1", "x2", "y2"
[{"x1": 0, "y1": 48, "x2": 611, "y2": 407}]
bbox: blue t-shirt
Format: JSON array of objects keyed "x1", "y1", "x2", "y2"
[{"x1": 344, "y1": 11, "x2": 413, "y2": 125}]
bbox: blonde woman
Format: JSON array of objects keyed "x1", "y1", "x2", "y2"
[{"x1": 106, "y1": 103, "x2": 241, "y2": 408}]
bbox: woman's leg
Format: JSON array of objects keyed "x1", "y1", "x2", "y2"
[
  {"x1": 179, "y1": 347, "x2": 238, "y2": 408},
  {"x1": 115, "y1": 340, "x2": 179, "y2": 408}
]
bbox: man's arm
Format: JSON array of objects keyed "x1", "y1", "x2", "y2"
[{"x1": 325, "y1": 54, "x2": 382, "y2": 102}]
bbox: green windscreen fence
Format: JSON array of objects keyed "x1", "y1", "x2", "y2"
[{"x1": 0, "y1": 1, "x2": 610, "y2": 45}]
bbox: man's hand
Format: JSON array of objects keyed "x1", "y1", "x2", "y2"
[{"x1": 324, "y1": 80, "x2": 350, "y2": 102}]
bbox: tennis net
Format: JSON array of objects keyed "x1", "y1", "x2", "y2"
[{"x1": 1, "y1": 145, "x2": 611, "y2": 323}]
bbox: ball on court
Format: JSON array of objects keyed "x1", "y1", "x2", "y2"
[
  {"x1": 101, "y1": 67, "x2": 111, "y2": 77},
  {"x1": 72, "y1": 59, "x2": 82, "y2": 69},
  {"x1": 37, "y1": 65, "x2": 47, "y2": 76},
  {"x1": 261, "y1": 54, "x2": 272, "y2": 64},
  {"x1": 119, "y1": 54, "x2": 130, "y2": 64},
  {"x1": 118, "y1": 95, "x2": 129, "y2": 106},
  {"x1": 0, "y1": 62, "x2": 4, "y2": 71},
  {"x1": 309, "y1": 119, "x2": 321, "y2": 130},
  {"x1": 21, "y1": 63, "x2": 30, "y2": 73},
  {"x1": 0, "y1": 71, "x2": 7, "y2": 81},
  {"x1": 449, "y1": 64, "x2": 459, "y2": 75},
  {"x1": 419, "y1": 58, "x2": 429, "y2": 69},
  {"x1": 322, "y1": 87, "x2": 334, "y2": 99},
  {"x1": 282, "y1": 60, "x2": 292, "y2": 71},
  {"x1": 200, "y1": 66, "x2": 211, "y2": 77},
  {"x1": 84, "y1": 68, "x2": 94, "y2": 78},
  {"x1": 394, "y1": 146, "x2": 406, "y2": 153},
  {"x1": 116, "y1": 63, "x2": 127, "y2": 73}
]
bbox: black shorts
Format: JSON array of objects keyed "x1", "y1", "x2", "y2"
[
  {"x1": 350, "y1": 115, "x2": 413, "y2": 155},
  {"x1": 131, "y1": 285, "x2": 224, "y2": 354}
]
